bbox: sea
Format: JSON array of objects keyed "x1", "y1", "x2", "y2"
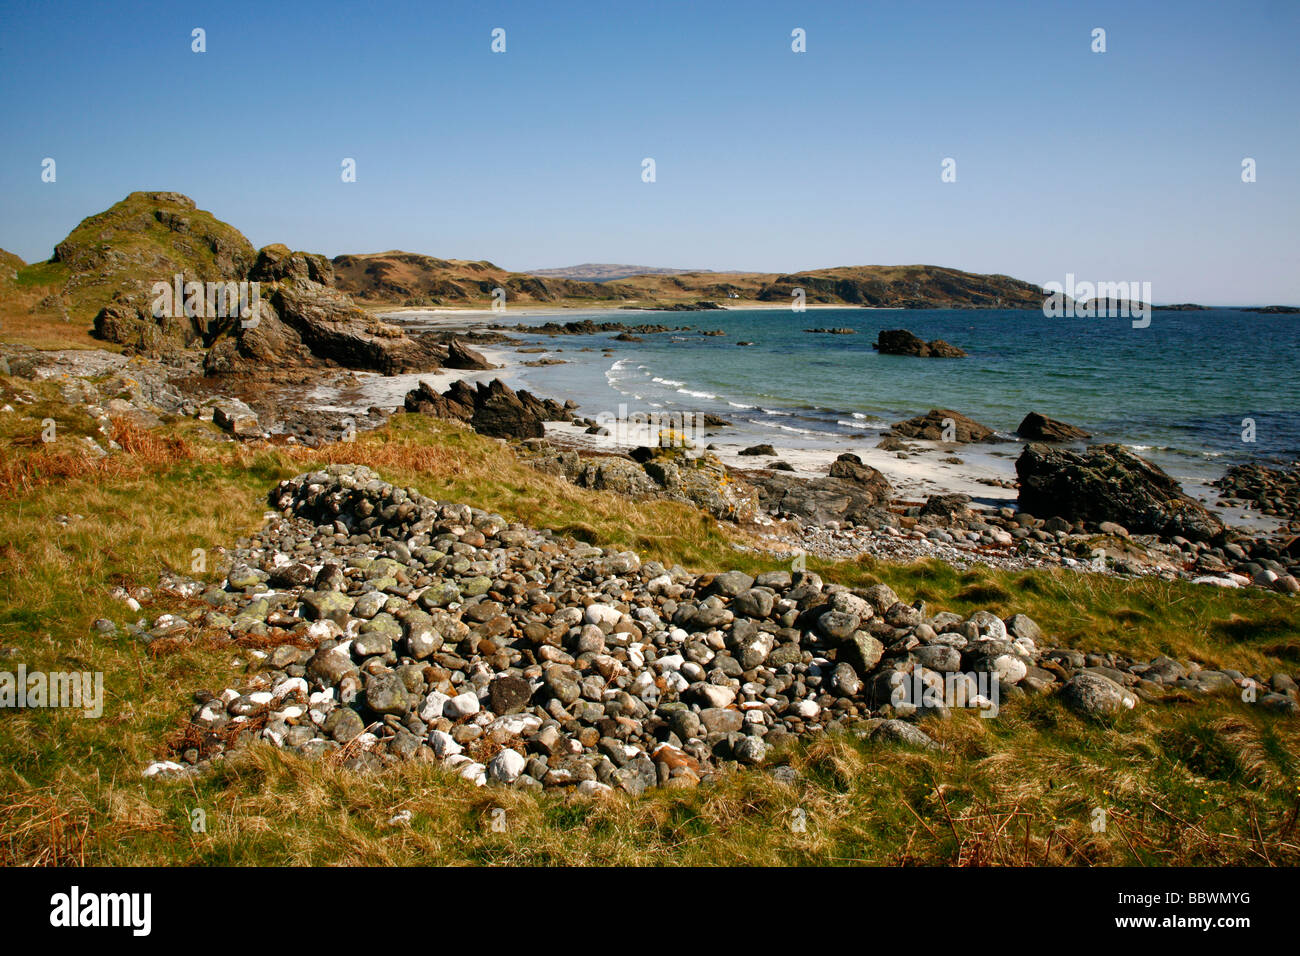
[{"x1": 389, "y1": 307, "x2": 1300, "y2": 490}]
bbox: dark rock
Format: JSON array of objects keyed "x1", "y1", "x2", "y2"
[
  {"x1": 891, "y1": 408, "x2": 998, "y2": 443},
  {"x1": 405, "y1": 378, "x2": 572, "y2": 439},
  {"x1": 1017, "y1": 412, "x2": 1090, "y2": 442},
  {"x1": 1016, "y1": 443, "x2": 1226, "y2": 541},
  {"x1": 874, "y1": 329, "x2": 966, "y2": 358},
  {"x1": 444, "y1": 338, "x2": 496, "y2": 370}
]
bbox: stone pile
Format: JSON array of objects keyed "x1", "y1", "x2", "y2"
[{"x1": 134, "y1": 465, "x2": 1297, "y2": 789}]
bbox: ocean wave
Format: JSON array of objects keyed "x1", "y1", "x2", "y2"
[
  {"x1": 677, "y1": 388, "x2": 717, "y2": 399},
  {"x1": 652, "y1": 377, "x2": 685, "y2": 387},
  {"x1": 748, "y1": 419, "x2": 823, "y2": 436}
]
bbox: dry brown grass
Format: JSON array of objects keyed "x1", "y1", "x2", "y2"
[
  {"x1": 0, "y1": 418, "x2": 193, "y2": 498},
  {"x1": 0, "y1": 401, "x2": 1298, "y2": 867},
  {"x1": 0, "y1": 281, "x2": 105, "y2": 351}
]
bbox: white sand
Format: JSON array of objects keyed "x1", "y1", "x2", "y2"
[
  {"x1": 302, "y1": 347, "x2": 515, "y2": 414},
  {"x1": 543, "y1": 419, "x2": 1020, "y2": 508}
]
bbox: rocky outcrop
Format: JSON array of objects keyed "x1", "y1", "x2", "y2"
[
  {"x1": 1017, "y1": 412, "x2": 1090, "y2": 442},
  {"x1": 527, "y1": 444, "x2": 760, "y2": 521},
  {"x1": 747, "y1": 455, "x2": 894, "y2": 527},
  {"x1": 1016, "y1": 443, "x2": 1227, "y2": 542},
  {"x1": 249, "y1": 243, "x2": 334, "y2": 285},
  {"x1": 210, "y1": 399, "x2": 261, "y2": 438},
  {"x1": 204, "y1": 246, "x2": 445, "y2": 375},
  {"x1": 62, "y1": 192, "x2": 257, "y2": 341},
  {"x1": 827, "y1": 453, "x2": 892, "y2": 498},
  {"x1": 405, "y1": 378, "x2": 573, "y2": 439},
  {"x1": 891, "y1": 408, "x2": 999, "y2": 443},
  {"x1": 874, "y1": 329, "x2": 967, "y2": 358},
  {"x1": 444, "y1": 339, "x2": 496, "y2": 370},
  {"x1": 43, "y1": 195, "x2": 438, "y2": 373}
]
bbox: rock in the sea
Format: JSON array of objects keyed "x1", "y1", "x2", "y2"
[
  {"x1": 739, "y1": 444, "x2": 777, "y2": 456},
  {"x1": 1016, "y1": 412, "x2": 1090, "y2": 442},
  {"x1": 1016, "y1": 443, "x2": 1226, "y2": 541},
  {"x1": 874, "y1": 329, "x2": 967, "y2": 358},
  {"x1": 891, "y1": 408, "x2": 998, "y2": 443}
]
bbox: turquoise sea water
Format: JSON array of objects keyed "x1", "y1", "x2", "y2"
[{"x1": 408, "y1": 307, "x2": 1300, "y2": 485}]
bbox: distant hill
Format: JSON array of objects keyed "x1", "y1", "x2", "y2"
[
  {"x1": 332, "y1": 253, "x2": 1049, "y2": 310},
  {"x1": 7, "y1": 191, "x2": 1061, "y2": 348},
  {"x1": 330, "y1": 251, "x2": 628, "y2": 306},
  {"x1": 526, "y1": 263, "x2": 713, "y2": 282}
]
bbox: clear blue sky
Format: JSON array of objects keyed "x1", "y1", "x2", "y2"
[{"x1": 1, "y1": 0, "x2": 1296, "y2": 304}]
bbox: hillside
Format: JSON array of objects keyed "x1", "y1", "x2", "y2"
[
  {"x1": 42, "y1": 191, "x2": 257, "y2": 325},
  {"x1": 6, "y1": 193, "x2": 1051, "y2": 334},
  {"x1": 332, "y1": 253, "x2": 1049, "y2": 309},
  {"x1": 0, "y1": 247, "x2": 23, "y2": 284},
  {"x1": 330, "y1": 251, "x2": 630, "y2": 306}
]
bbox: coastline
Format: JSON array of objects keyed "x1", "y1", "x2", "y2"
[
  {"x1": 300, "y1": 307, "x2": 1288, "y2": 538},
  {"x1": 289, "y1": 313, "x2": 1285, "y2": 537}
]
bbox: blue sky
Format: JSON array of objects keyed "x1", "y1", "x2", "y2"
[{"x1": 1, "y1": 0, "x2": 1296, "y2": 304}]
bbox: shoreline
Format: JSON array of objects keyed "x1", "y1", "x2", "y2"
[{"x1": 290, "y1": 321, "x2": 1284, "y2": 538}]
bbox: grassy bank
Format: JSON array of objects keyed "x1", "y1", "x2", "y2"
[{"x1": 0, "y1": 379, "x2": 1297, "y2": 866}]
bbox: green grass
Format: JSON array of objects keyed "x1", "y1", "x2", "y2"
[
  {"x1": 13, "y1": 261, "x2": 70, "y2": 288},
  {"x1": 1, "y1": 389, "x2": 1298, "y2": 866}
]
